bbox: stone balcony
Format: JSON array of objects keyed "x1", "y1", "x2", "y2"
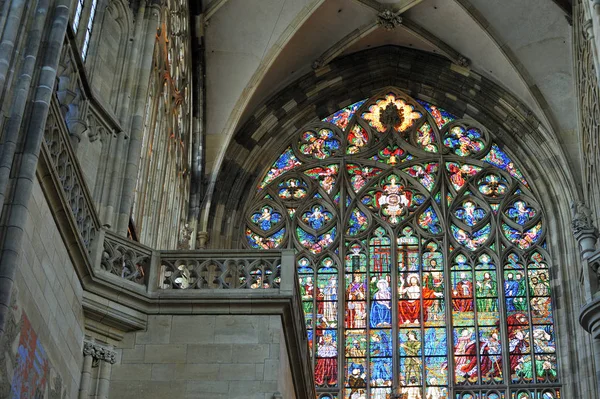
[
  {"x1": 37, "y1": 80, "x2": 315, "y2": 398},
  {"x1": 85, "y1": 233, "x2": 314, "y2": 399}
]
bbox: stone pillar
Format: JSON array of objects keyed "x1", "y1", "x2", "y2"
[
  {"x1": 116, "y1": 2, "x2": 161, "y2": 235},
  {"x1": 79, "y1": 340, "x2": 117, "y2": 399},
  {"x1": 575, "y1": 201, "x2": 600, "y2": 394},
  {"x1": 572, "y1": 201, "x2": 600, "y2": 297},
  {"x1": 78, "y1": 348, "x2": 94, "y2": 398}
]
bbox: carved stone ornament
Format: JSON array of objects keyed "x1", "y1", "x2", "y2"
[
  {"x1": 312, "y1": 57, "x2": 326, "y2": 70},
  {"x1": 571, "y1": 201, "x2": 599, "y2": 260},
  {"x1": 456, "y1": 55, "x2": 471, "y2": 68},
  {"x1": 572, "y1": 201, "x2": 597, "y2": 235},
  {"x1": 83, "y1": 341, "x2": 117, "y2": 364},
  {"x1": 177, "y1": 223, "x2": 194, "y2": 250},
  {"x1": 583, "y1": 18, "x2": 594, "y2": 41},
  {"x1": 377, "y1": 10, "x2": 402, "y2": 31}
]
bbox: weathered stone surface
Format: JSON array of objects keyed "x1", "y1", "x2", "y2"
[
  {"x1": 187, "y1": 344, "x2": 233, "y2": 364},
  {"x1": 111, "y1": 314, "x2": 295, "y2": 398},
  {"x1": 136, "y1": 316, "x2": 172, "y2": 345},
  {"x1": 144, "y1": 344, "x2": 187, "y2": 364},
  {"x1": 171, "y1": 315, "x2": 216, "y2": 343}
]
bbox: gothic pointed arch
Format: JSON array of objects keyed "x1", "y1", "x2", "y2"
[{"x1": 242, "y1": 88, "x2": 563, "y2": 398}]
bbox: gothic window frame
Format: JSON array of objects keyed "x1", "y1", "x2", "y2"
[{"x1": 242, "y1": 88, "x2": 561, "y2": 399}]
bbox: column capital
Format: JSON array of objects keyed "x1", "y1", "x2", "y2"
[{"x1": 83, "y1": 340, "x2": 117, "y2": 364}]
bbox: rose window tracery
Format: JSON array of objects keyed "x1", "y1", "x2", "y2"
[{"x1": 243, "y1": 89, "x2": 560, "y2": 399}]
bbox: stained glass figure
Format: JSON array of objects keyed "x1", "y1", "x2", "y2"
[
  {"x1": 483, "y1": 145, "x2": 528, "y2": 186},
  {"x1": 403, "y1": 163, "x2": 438, "y2": 191},
  {"x1": 478, "y1": 173, "x2": 509, "y2": 197},
  {"x1": 452, "y1": 224, "x2": 491, "y2": 251},
  {"x1": 302, "y1": 205, "x2": 333, "y2": 230},
  {"x1": 363, "y1": 175, "x2": 425, "y2": 225},
  {"x1": 348, "y1": 208, "x2": 369, "y2": 236},
  {"x1": 297, "y1": 227, "x2": 336, "y2": 254},
  {"x1": 246, "y1": 227, "x2": 285, "y2": 249},
  {"x1": 417, "y1": 122, "x2": 438, "y2": 152},
  {"x1": 418, "y1": 206, "x2": 442, "y2": 235},
  {"x1": 323, "y1": 99, "x2": 367, "y2": 130},
  {"x1": 347, "y1": 124, "x2": 370, "y2": 154},
  {"x1": 258, "y1": 147, "x2": 301, "y2": 189},
  {"x1": 250, "y1": 206, "x2": 282, "y2": 231},
  {"x1": 502, "y1": 222, "x2": 542, "y2": 250},
  {"x1": 300, "y1": 129, "x2": 340, "y2": 159},
  {"x1": 347, "y1": 164, "x2": 383, "y2": 193},
  {"x1": 505, "y1": 200, "x2": 536, "y2": 225},
  {"x1": 315, "y1": 329, "x2": 338, "y2": 387},
  {"x1": 305, "y1": 164, "x2": 339, "y2": 194},
  {"x1": 455, "y1": 200, "x2": 486, "y2": 227},
  {"x1": 417, "y1": 99, "x2": 456, "y2": 129},
  {"x1": 246, "y1": 90, "x2": 558, "y2": 398},
  {"x1": 444, "y1": 126, "x2": 485, "y2": 156},
  {"x1": 369, "y1": 144, "x2": 410, "y2": 166},
  {"x1": 278, "y1": 178, "x2": 308, "y2": 200},
  {"x1": 447, "y1": 162, "x2": 482, "y2": 191}
]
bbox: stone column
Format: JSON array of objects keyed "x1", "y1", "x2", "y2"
[
  {"x1": 0, "y1": 0, "x2": 71, "y2": 336},
  {"x1": 79, "y1": 340, "x2": 117, "y2": 399},
  {"x1": 116, "y1": 2, "x2": 161, "y2": 235},
  {"x1": 574, "y1": 201, "x2": 600, "y2": 394},
  {"x1": 572, "y1": 201, "x2": 600, "y2": 297},
  {"x1": 79, "y1": 343, "x2": 94, "y2": 398}
]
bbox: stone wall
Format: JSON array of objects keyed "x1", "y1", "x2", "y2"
[
  {"x1": 0, "y1": 178, "x2": 85, "y2": 398},
  {"x1": 110, "y1": 314, "x2": 296, "y2": 399}
]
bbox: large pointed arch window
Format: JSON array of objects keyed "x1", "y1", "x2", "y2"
[{"x1": 244, "y1": 89, "x2": 560, "y2": 399}]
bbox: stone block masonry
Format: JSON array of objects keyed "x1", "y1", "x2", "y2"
[{"x1": 110, "y1": 314, "x2": 295, "y2": 399}]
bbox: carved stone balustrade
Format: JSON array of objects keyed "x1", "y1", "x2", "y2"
[
  {"x1": 100, "y1": 231, "x2": 152, "y2": 285},
  {"x1": 158, "y1": 250, "x2": 283, "y2": 289},
  {"x1": 41, "y1": 98, "x2": 101, "y2": 253}
]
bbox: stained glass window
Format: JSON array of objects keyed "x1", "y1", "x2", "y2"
[
  {"x1": 244, "y1": 90, "x2": 560, "y2": 399},
  {"x1": 81, "y1": 0, "x2": 97, "y2": 60},
  {"x1": 72, "y1": 0, "x2": 84, "y2": 33}
]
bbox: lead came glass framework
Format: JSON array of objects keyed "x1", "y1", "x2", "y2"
[{"x1": 243, "y1": 89, "x2": 560, "y2": 399}]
